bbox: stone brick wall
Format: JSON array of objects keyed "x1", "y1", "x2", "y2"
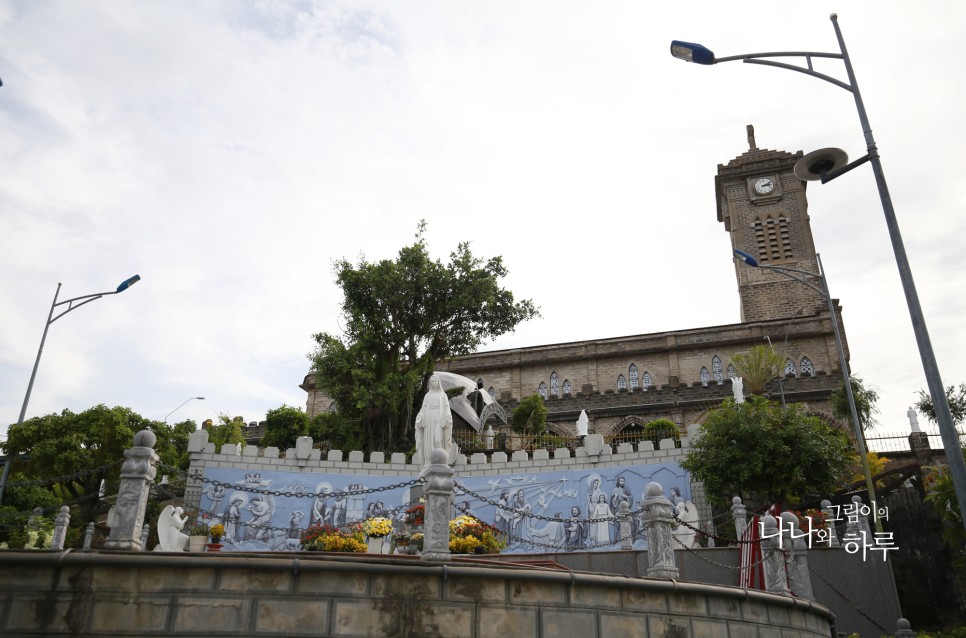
[{"x1": 0, "y1": 551, "x2": 836, "y2": 637}]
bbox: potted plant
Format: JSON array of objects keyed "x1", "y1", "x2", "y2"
[
  {"x1": 299, "y1": 524, "x2": 367, "y2": 553},
  {"x1": 448, "y1": 515, "x2": 506, "y2": 554},
  {"x1": 362, "y1": 517, "x2": 393, "y2": 553},
  {"x1": 206, "y1": 523, "x2": 225, "y2": 552},
  {"x1": 188, "y1": 522, "x2": 209, "y2": 553}
]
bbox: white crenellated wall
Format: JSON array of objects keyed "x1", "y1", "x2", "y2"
[{"x1": 184, "y1": 425, "x2": 707, "y2": 516}]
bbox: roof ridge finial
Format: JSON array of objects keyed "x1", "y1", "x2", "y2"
[{"x1": 746, "y1": 124, "x2": 758, "y2": 151}]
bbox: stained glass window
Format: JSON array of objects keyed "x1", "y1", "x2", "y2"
[
  {"x1": 488, "y1": 387, "x2": 496, "y2": 399},
  {"x1": 617, "y1": 374, "x2": 627, "y2": 391},
  {"x1": 784, "y1": 359, "x2": 797, "y2": 377},
  {"x1": 538, "y1": 382, "x2": 548, "y2": 399},
  {"x1": 700, "y1": 367, "x2": 710, "y2": 387},
  {"x1": 550, "y1": 372, "x2": 559, "y2": 397},
  {"x1": 727, "y1": 363, "x2": 737, "y2": 379},
  {"x1": 712, "y1": 356, "x2": 724, "y2": 385},
  {"x1": 629, "y1": 364, "x2": 639, "y2": 389},
  {"x1": 642, "y1": 372, "x2": 652, "y2": 390},
  {"x1": 562, "y1": 379, "x2": 572, "y2": 396}
]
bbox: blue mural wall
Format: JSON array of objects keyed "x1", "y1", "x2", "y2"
[{"x1": 197, "y1": 462, "x2": 691, "y2": 554}]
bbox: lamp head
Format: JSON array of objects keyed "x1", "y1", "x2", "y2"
[
  {"x1": 116, "y1": 274, "x2": 141, "y2": 293},
  {"x1": 793, "y1": 148, "x2": 848, "y2": 181},
  {"x1": 733, "y1": 249, "x2": 759, "y2": 267},
  {"x1": 670, "y1": 41, "x2": 715, "y2": 65}
]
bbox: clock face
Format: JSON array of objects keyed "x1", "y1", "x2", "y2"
[{"x1": 753, "y1": 177, "x2": 775, "y2": 195}]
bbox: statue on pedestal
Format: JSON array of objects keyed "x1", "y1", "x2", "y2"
[
  {"x1": 156, "y1": 505, "x2": 189, "y2": 552},
  {"x1": 414, "y1": 374, "x2": 453, "y2": 467}
]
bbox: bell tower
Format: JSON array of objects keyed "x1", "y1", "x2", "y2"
[{"x1": 716, "y1": 126, "x2": 825, "y2": 322}]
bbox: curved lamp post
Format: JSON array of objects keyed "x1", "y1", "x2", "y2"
[
  {"x1": 164, "y1": 396, "x2": 205, "y2": 423},
  {"x1": 734, "y1": 249, "x2": 881, "y2": 531},
  {"x1": 0, "y1": 275, "x2": 141, "y2": 505},
  {"x1": 672, "y1": 14, "x2": 966, "y2": 535}
]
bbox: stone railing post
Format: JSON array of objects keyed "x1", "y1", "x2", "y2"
[
  {"x1": 642, "y1": 482, "x2": 679, "y2": 578},
  {"x1": 895, "y1": 618, "x2": 915, "y2": 638},
  {"x1": 83, "y1": 522, "x2": 96, "y2": 550},
  {"x1": 619, "y1": 500, "x2": 632, "y2": 550},
  {"x1": 845, "y1": 494, "x2": 873, "y2": 542},
  {"x1": 140, "y1": 524, "x2": 151, "y2": 551},
  {"x1": 51, "y1": 505, "x2": 70, "y2": 550},
  {"x1": 704, "y1": 520, "x2": 716, "y2": 548},
  {"x1": 760, "y1": 515, "x2": 790, "y2": 596},
  {"x1": 420, "y1": 448, "x2": 454, "y2": 562},
  {"x1": 780, "y1": 511, "x2": 814, "y2": 600},
  {"x1": 103, "y1": 430, "x2": 159, "y2": 550},
  {"x1": 731, "y1": 496, "x2": 747, "y2": 539},
  {"x1": 820, "y1": 499, "x2": 840, "y2": 547}
]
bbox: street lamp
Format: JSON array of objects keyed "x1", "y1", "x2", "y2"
[
  {"x1": 165, "y1": 397, "x2": 205, "y2": 423},
  {"x1": 0, "y1": 275, "x2": 141, "y2": 505},
  {"x1": 672, "y1": 14, "x2": 966, "y2": 536},
  {"x1": 734, "y1": 249, "x2": 880, "y2": 531}
]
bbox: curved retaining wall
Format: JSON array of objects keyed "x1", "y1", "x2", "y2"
[{"x1": 0, "y1": 551, "x2": 834, "y2": 637}]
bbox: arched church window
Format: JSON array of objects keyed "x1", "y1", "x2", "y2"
[
  {"x1": 538, "y1": 382, "x2": 548, "y2": 399},
  {"x1": 550, "y1": 372, "x2": 559, "y2": 397},
  {"x1": 488, "y1": 386, "x2": 496, "y2": 399},
  {"x1": 800, "y1": 357, "x2": 814, "y2": 377},
  {"x1": 727, "y1": 363, "x2": 737, "y2": 379},
  {"x1": 562, "y1": 379, "x2": 572, "y2": 396},
  {"x1": 629, "y1": 364, "x2": 639, "y2": 389},
  {"x1": 617, "y1": 374, "x2": 627, "y2": 391},
  {"x1": 700, "y1": 367, "x2": 710, "y2": 387},
  {"x1": 712, "y1": 356, "x2": 724, "y2": 385},
  {"x1": 641, "y1": 372, "x2": 652, "y2": 390},
  {"x1": 784, "y1": 359, "x2": 797, "y2": 377}
]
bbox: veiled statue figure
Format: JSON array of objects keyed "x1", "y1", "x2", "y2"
[{"x1": 414, "y1": 374, "x2": 454, "y2": 467}]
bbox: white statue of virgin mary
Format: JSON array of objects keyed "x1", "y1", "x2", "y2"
[{"x1": 414, "y1": 373, "x2": 454, "y2": 467}]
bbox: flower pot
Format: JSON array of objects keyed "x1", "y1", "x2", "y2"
[
  {"x1": 205, "y1": 543, "x2": 223, "y2": 552},
  {"x1": 189, "y1": 536, "x2": 207, "y2": 552},
  {"x1": 367, "y1": 536, "x2": 388, "y2": 554}
]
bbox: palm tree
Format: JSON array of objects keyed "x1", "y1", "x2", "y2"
[{"x1": 730, "y1": 345, "x2": 785, "y2": 395}]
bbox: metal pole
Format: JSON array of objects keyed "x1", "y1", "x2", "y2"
[
  {"x1": 0, "y1": 283, "x2": 61, "y2": 505},
  {"x1": 831, "y1": 14, "x2": 966, "y2": 534},
  {"x1": 817, "y1": 255, "x2": 882, "y2": 533}
]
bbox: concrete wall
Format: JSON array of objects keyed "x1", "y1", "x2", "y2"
[{"x1": 0, "y1": 550, "x2": 835, "y2": 638}]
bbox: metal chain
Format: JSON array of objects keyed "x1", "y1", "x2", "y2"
[
  {"x1": 672, "y1": 513, "x2": 759, "y2": 546},
  {"x1": 4, "y1": 460, "x2": 125, "y2": 489},
  {"x1": 456, "y1": 484, "x2": 628, "y2": 524},
  {"x1": 671, "y1": 533, "x2": 768, "y2": 570},
  {"x1": 807, "y1": 564, "x2": 888, "y2": 633}
]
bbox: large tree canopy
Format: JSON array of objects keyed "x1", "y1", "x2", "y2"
[
  {"x1": 681, "y1": 396, "x2": 853, "y2": 508},
  {"x1": 310, "y1": 222, "x2": 538, "y2": 453},
  {"x1": 2, "y1": 405, "x2": 193, "y2": 523},
  {"x1": 261, "y1": 404, "x2": 310, "y2": 451}
]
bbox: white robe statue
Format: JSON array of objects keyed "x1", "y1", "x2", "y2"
[
  {"x1": 732, "y1": 377, "x2": 744, "y2": 404},
  {"x1": 155, "y1": 505, "x2": 189, "y2": 552},
  {"x1": 414, "y1": 374, "x2": 454, "y2": 467},
  {"x1": 576, "y1": 410, "x2": 589, "y2": 437}
]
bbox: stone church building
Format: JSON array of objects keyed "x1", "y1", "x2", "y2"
[{"x1": 301, "y1": 129, "x2": 850, "y2": 439}]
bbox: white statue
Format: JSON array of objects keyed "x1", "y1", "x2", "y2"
[
  {"x1": 907, "y1": 406, "x2": 921, "y2": 432},
  {"x1": 414, "y1": 373, "x2": 454, "y2": 467},
  {"x1": 155, "y1": 505, "x2": 189, "y2": 552},
  {"x1": 483, "y1": 424, "x2": 495, "y2": 449},
  {"x1": 732, "y1": 377, "x2": 744, "y2": 404},
  {"x1": 575, "y1": 410, "x2": 589, "y2": 437}
]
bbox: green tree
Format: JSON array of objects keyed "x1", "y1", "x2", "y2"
[
  {"x1": 830, "y1": 376, "x2": 880, "y2": 431},
  {"x1": 261, "y1": 405, "x2": 310, "y2": 450},
  {"x1": 511, "y1": 394, "x2": 548, "y2": 435},
  {"x1": 309, "y1": 221, "x2": 538, "y2": 453},
  {"x1": 730, "y1": 345, "x2": 785, "y2": 395},
  {"x1": 205, "y1": 415, "x2": 246, "y2": 452},
  {"x1": 2, "y1": 405, "x2": 182, "y2": 523},
  {"x1": 915, "y1": 383, "x2": 966, "y2": 426},
  {"x1": 681, "y1": 395, "x2": 853, "y2": 508},
  {"x1": 308, "y1": 412, "x2": 364, "y2": 453}
]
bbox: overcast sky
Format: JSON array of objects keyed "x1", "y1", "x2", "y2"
[{"x1": 2, "y1": 1, "x2": 964, "y2": 443}]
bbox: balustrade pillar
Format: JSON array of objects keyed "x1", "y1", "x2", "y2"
[
  {"x1": 51, "y1": 505, "x2": 70, "y2": 550},
  {"x1": 420, "y1": 448, "x2": 454, "y2": 562},
  {"x1": 103, "y1": 430, "x2": 159, "y2": 550},
  {"x1": 760, "y1": 515, "x2": 790, "y2": 596},
  {"x1": 642, "y1": 482, "x2": 679, "y2": 578}
]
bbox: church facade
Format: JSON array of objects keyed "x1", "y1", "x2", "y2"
[{"x1": 302, "y1": 129, "x2": 851, "y2": 438}]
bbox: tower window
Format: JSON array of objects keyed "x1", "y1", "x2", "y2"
[
  {"x1": 800, "y1": 357, "x2": 814, "y2": 377},
  {"x1": 712, "y1": 356, "x2": 724, "y2": 385},
  {"x1": 752, "y1": 216, "x2": 793, "y2": 263}
]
